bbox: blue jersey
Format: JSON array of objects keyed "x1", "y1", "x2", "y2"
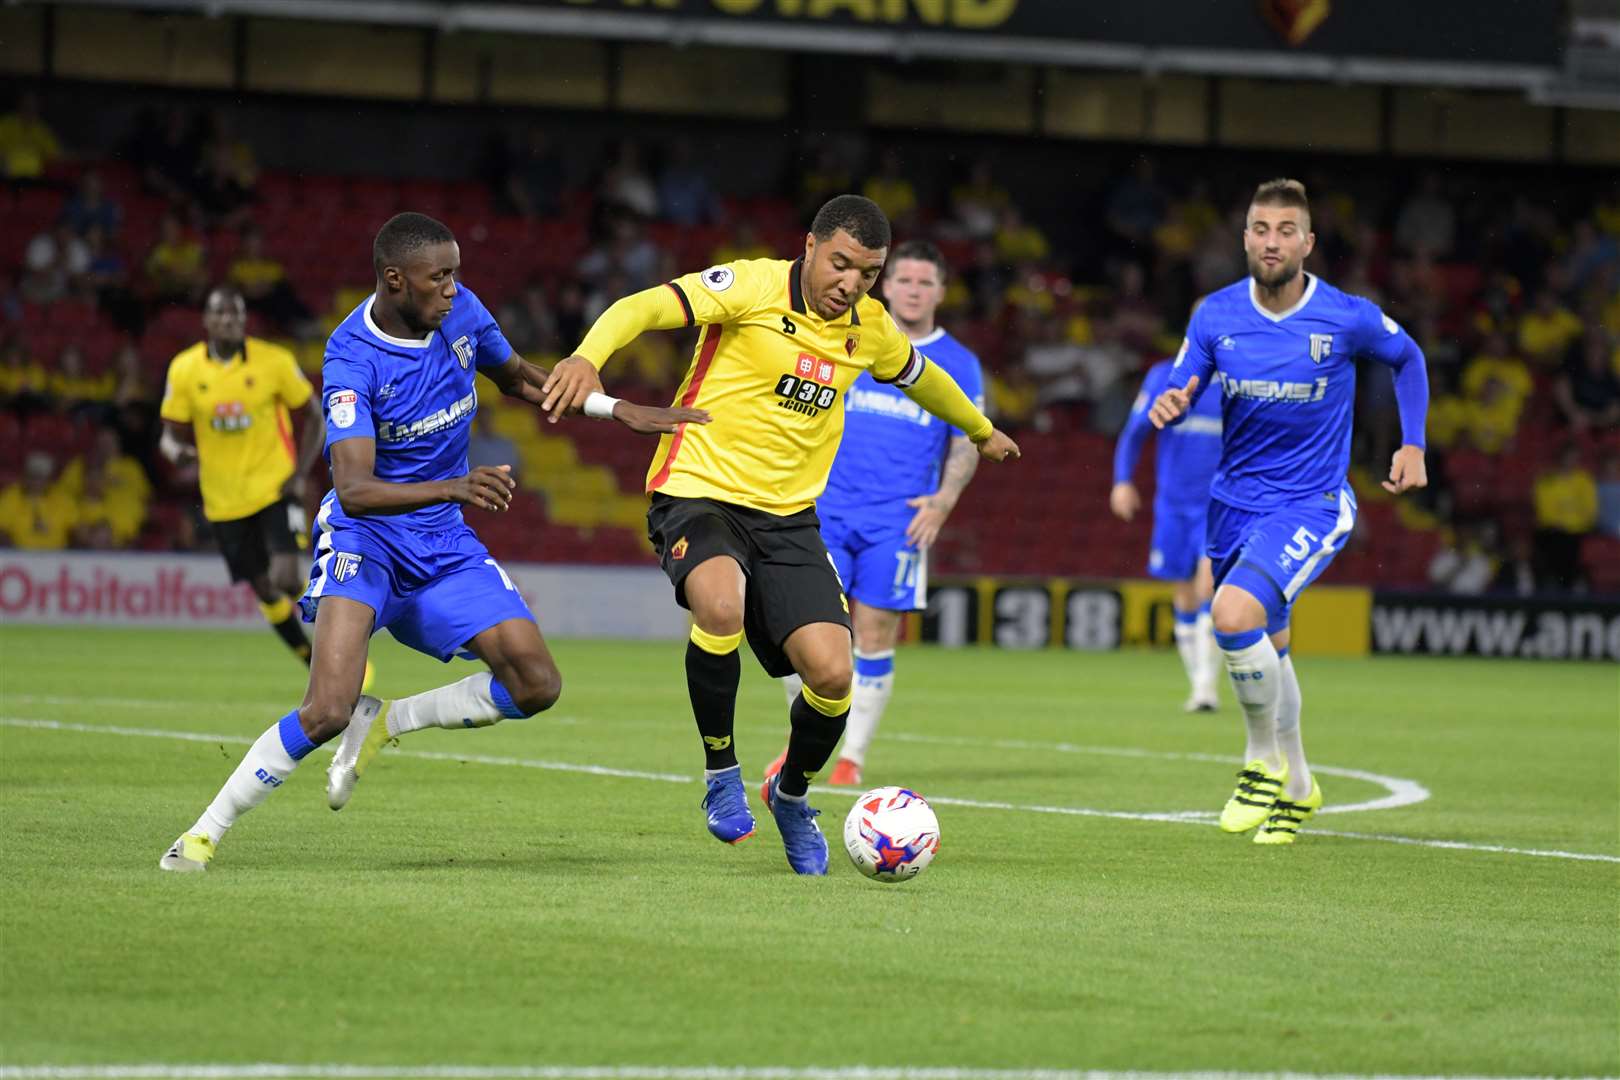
[
  {"x1": 1114, "y1": 358, "x2": 1222, "y2": 515},
  {"x1": 1167, "y1": 274, "x2": 1427, "y2": 511},
  {"x1": 818, "y1": 327, "x2": 984, "y2": 518},
  {"x1": 320, "y1": 287, "x2": 513, "y2": 534}
]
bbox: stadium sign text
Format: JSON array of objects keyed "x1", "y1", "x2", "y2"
[{"x1": 549, "y1": 0, "x2": 1019, "y2": 27}]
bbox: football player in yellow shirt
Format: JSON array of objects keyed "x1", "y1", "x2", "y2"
[
  {"x1": 542, "y1": 195, "x2": 1019, "y2": 874},
  {"x1": 160, "y1": 287, "x2": 326, "y2": 669}
]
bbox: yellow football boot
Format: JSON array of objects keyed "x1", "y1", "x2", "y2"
[
  {"x1": 1219, "y1": 759, "x2": 1288, "y2": 833},
  {"x1": 1254, "y1": 779, "x2": 1324, "y2": 845},
  {"x1": 159, "y1": 832, "x2": 216, "y2": 872}
]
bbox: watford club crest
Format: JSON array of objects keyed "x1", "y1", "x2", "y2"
[
  {"x1": 844, "y1": 331, "x2": 859, "y2": 358},
  {"x1": 1259, "y1": 0, "x2": 1332, "y2": 46},
  {"x1": 670, "y1": 536, "x2": 689, "y2": 561}
]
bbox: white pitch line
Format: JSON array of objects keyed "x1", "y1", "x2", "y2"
[
  {"x1": 0, "y1": 1066, "x2": 1578, "y2": 1080},
  {"x1": 4, "y1": 716, "x2": 1616, "y2": 865}
]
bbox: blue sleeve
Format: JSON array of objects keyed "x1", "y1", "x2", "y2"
[
  {"x1": 1113, "y1": 364, "x2": 1166, "y2": 484},
  {"x1": 1165, "y1": 306, "x2": 1216, "y2": 415},
  {"x1": 321, "y1": 349, "x2": 377, "y2": 450},
  {"x1": 462, "y1": 288, "x2": 514, "y2": 370},
  {"x1": 1356, "y1": 300, "x2": 1430, "y2": 449},
  {"x1": 942, "y1": 347, "x2": 985, "y2": 439}
]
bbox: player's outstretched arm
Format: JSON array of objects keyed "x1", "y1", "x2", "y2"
[
  {"x1": 485, "y1": 353, "x2": 708, "y2": 435},
  {"x1": 330, "y1": 437, "x2": 514, "y2": 515},
  {"x1": 896, "y1": 358, "x2": 1019, "y2": 462},
  {"x1": 542, "y1": 285, "x2": 692, "y2": 421}
]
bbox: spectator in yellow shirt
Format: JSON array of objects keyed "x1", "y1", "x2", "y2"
[
  {"x1": 1518, "y1": 289, "x2": 1584, "y2": 368},
  {"x1": 1461, "y1": 333, "x2": 1532, "y2": 405},
  {"x1": 1532, "y1": 443, "x2": 1598, "y2": 591},
  {"x1": 145, "y1": 213, "x2": 208, "y2": 306},
  {"x1": 1, "y1": 340, "x2": 49, "y2": 409},
  {"x1": 58, "y1": 427, "x2": 151, "y2": 517},
  {"x1": 0, "y1": 91, "x2": 61, "y2": 181},
  {"x1": 49, "y1": 345, "x2": 117, "y2": 414},
  {"x1": 862, "y1": 149, "x2": 918, "y2": 231},
  {"x1": 0, "y1": 452, "x2": 77, "y2": 550},
  {"x1": 71, "y1": 461, "x2": 144, "y2": 548},
  {"x1": 227, "y1": 225, "x2": 312, "y2": 334},
  {"x1": 995, "y1": 206, "x2": 1049, "y2": 265}
]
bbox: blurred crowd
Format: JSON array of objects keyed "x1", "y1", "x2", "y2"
[{"x1": 2, "y1": 88, "x2": 1617, "y2": 594}]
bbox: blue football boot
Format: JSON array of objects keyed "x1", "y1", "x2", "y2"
[
  {"x1": 763, "y1": 773, "x2": 829, "y2": 876},
  {"x1": 701, "y1": 766, "x2": 756, "y2": 844}
]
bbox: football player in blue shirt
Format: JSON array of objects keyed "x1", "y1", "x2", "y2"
[
  {"x1": 1150, "y1": 179, "x2": 1428, "y2": 845},
  {"x1": 160, "y1": 212, "x2": 704, "y2": 871},
  {"x1": 762, "y1": 240, "x2": 985, "y2": 792},
  {"x1": 1111, "y1": 320, "x2": 1224, "y2": 713}
]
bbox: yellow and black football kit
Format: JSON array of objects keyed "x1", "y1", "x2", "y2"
[
  {"x1": 160, "y1": 337, "x2": 313, "y2": 583},
  {"x1": 576, "y1": 257, "x2": 993, "y2": 673}
]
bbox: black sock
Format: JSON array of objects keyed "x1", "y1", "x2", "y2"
[
  {"x1": 272, "y1": 614, "x2": 312, "y2": 665},
  {"x1": 686, "y1": 640, "x2": 740, "y2": 771},
  {"x1": 779, "y1": 691, "x2": 848, "y2": 797}
]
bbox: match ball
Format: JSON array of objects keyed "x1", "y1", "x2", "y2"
[{"x1": 843, "y1": 786, "x2": 940, "y2": 883}]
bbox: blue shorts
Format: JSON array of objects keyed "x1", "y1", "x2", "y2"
[
  {"x1": 1147, "y1": 503, "x2": 1209, "y2": 581},
  {"x1": 1206, "y1": 485, "x2": 1358, "y2": 632},
  {"x1": 299, "y1": 514, "x2": 534, "y2": 663},
  {"x1": 821, "y1": 507, "x2": 927, "y2": 612}
]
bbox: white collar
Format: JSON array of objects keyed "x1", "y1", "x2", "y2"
[
  {"x1": 1248, "y1": 273, "x2": 1317, "y2": 323},
  {"x1": 363, "y1": 295, "x2": 433, "y2": 350},
  {"x1": 909, "y1": 326, "x2": 946, "y2": 347}
]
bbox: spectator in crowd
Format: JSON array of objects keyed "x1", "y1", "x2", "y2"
[
  {"x1": 657, "y1": 141, "x2": 720, "y2": 226},
  {"x1": 0, "y1": 90, "x2": 62, "y2": 183},
  {"x1": 193, "y1": 136, "x2": 256, "y2": 229},
  {"x1": 1394, "y1": 172, "x2": 1456, "y2": 258},
  {"x1": 1532, "y1": 443, "x2": 1597, "y2": 591},
  {"x1": 0, "y1": 452, "x2": 75, "y2": 550},
  {"x1": 466, "y1": 410, "x2": 521, "y2": 480},
  {"x1": 61, "y1": 170, "x2": 122, "y2": 237},
  {"x1": 577, "y1": 216, "x2": 662, "y2": 294},
  {"x1": 83, "y1": 225, "x2": 144, "y2": 335},
  {"x1": 1490, "y1": 533, "x2": 1538, "y2": 597},
  {"x1": 1, "y1": 339, "x2": 49, "y2": 412},
  {"x1": 995, "y1": 205, "x2": 1049, "y2": 265},
  {"x1": 1554, "y1": 327, "x2": 1620, "y2": 432},
  {"x1": 1518, "y1": 288, "x2": 1584, "y2": 368},
  {"x1": 144, "y1": 213, "x2": 208, "y2": 306},
  {"x1": 498, "y1": 278, "x2": 561, "y2": 358},
  {"x1": 60, "y1": 426, "x2": 151, "y2": 509},
  {"x1": 599, "y1": 140, "x2": 658, "y2": 220},
  {"x1": 1462, "y1": 332, "x2": 1532, "y2": 410},
  {"x1": 71, "y1": 458, "x2": 144, "y2": 548},
  {"x1": 1563, "y1": 219, "x2": 1619, "y2": 295},
  {"x1": 1596, "y1": 451, "x2": 1620, "y2": 540},
  {"x1": 948, "y1": 159, "x2": 1008, "y2": 241},
  {"x1": 48, "y1": 345, "x2": 116, "y2": 418},
  {"x1": 1104, "y1": 157, "x2": 1167, "y2": 256},
  {"x1": 1428, "y1": 520, "x2": 1498, "y2": 595},
  {"x1": 710, "y1": 219, "x2": 773, "y2": 265},
  {"x1": 497, "y1": 126, "x2": 564, "y2": 219},
  {"x1": 227, "y1": 225, "x2": 311, "y2": 335},
  {"x1": 22, "y1": 221, "x2": 90, "y2": 304},
  {"x1": 863, "y1": 148, "x2": 918, "y2": 231}
]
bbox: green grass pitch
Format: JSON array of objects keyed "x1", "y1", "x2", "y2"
[{"x1": 1, "y1": 626, "x2": 1615, "y2": 1078}]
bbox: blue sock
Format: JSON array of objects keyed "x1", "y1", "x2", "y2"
[
  {"x1": 1214, "y1": 627, "x2": 1265, "y2": 652},
  {"x1": 854, "y1": 650, "x2": 895, "y2": 679},
  {"x1": 1173, "y1": 608, "x2": 1198, "y2": 627},
  {"x1": 276, "y1": 710, "x2": 316, "y2": 761},
  {"x1": 489, "y1": 678, "x2": 527, "y2": 719},
  {"x1": 1199, "y1": 599, "x2": 1212, "y2": 617},
  {"x1": 1277, "y1": 645, "x2": 1291, "y2": 659}
]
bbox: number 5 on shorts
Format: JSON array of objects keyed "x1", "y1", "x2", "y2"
[{"x1": 1283, "y1": 527, "x2": 1318, "y2": 561}]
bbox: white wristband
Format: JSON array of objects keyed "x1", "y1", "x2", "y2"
[{"x1": 583, "y1": 392, "x2": 621, "y2": 420}]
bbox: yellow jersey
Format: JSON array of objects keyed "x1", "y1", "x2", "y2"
[
  {"x1": 648, "y1": 258, "x2": 928, "y2": 515},
  {"x1": 160, "y1": 338, "x2": 312, "y2": 522}
]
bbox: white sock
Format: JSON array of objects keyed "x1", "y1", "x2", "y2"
[
  {"x1": 1172, "y1": 614, "x2": 1200, "y2": 696},
  {"x1": 1195, "y1": 610, "x2": 1221, "y2": 700},
  {"x1": 1220, "y1": 632, "x2": 1282, "y2": 771},
  {"x1": 190, "y1": 716, "x2": 304, "y2": 843},
  {"x1": 842, "y1": 649, "x2": 895, "y2": 767},
  {"x1": 780, "y1": 673, "x2": 803, "y2": 707},
  {"x1": 703, "y1": 764, "x2": 741, "y2": 783},
  {"x1": 385, "y1": 673, "x2": 510, "y2": 737},
  {"x1": 1276, "y1": 654, "x2": 1312, "y2": 799}
]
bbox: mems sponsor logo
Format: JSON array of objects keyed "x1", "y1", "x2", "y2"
[
  {"x1": 1217, "y1": 371, "x2": 1329, "y2": 403},
  {"x1": 377, "y1": 390, "x2": 477, "y2": 443},
  {"x1": 845, "y1": 386, "x2": 932, "y2": 426}
]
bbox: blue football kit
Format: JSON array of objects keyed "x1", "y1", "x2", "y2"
[
  {"x1": 300, "y1": 287, "x2": 534, "y2": 661},
  {"x1": 816, "y1": 327, "x2": 984, "y2": 611},
  {"x1": 1114, "y1": 357, "x2": 1223, "y2": 580},
  {"x1": 1167, "y1": 274, "x2": 1428, "y2": 630}
]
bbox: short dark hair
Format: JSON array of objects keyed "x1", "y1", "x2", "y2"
[
  {"x1": 205, "y1": 284, "x2": 245, "y2": 308},
  {"x1": 811, "y1": 194, "x2": 891, "y2": 251},
  {"x1": 889, "y1": 239, "x2": 947, "y2": 280},
  {"x1": 373, "y1": 212, "x2": 455, "y2": 277},
  {"x1": 1251, "y1": 178, "x2": 1310, "y2": 218}
]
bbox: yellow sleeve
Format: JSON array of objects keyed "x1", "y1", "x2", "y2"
[
  {"x1": 574, "y1": 284, "x2": 695, "y2": 370},
  {"x1": 275, "y1": 346, "x2": 314, "y2": 408},
  {"x1": 158, "y1": 356, "x2": 192, "y2": 423}
]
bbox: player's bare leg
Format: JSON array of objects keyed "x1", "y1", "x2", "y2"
[
  {"x1": 160, "y1": 596, "x2": 373, "y2": 871},
  {"x1": 325, "y1": 617, "x2": 561, "y2": 811},
  {"x1": 682, "y1": 555, "x2": 755, "y2": 843},
  {"x1": 1210, "y1": 583, "x2": 1289, "y2": 832}
]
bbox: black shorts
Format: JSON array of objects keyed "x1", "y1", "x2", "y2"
[
  {"x1": 647, "y1": 494, "x2": 851, "y2": 678},
  {"x1": 212, "y1": 496, "x2": 307, "y2": 584}
]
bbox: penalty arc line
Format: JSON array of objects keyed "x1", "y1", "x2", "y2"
[{"x1": 2, "y1": 716, "x2": 1615, "y2": 865}]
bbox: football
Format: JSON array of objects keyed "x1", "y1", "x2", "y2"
[{"x1": 843, "y1": 786, "x2": 941, "y2": 883}]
